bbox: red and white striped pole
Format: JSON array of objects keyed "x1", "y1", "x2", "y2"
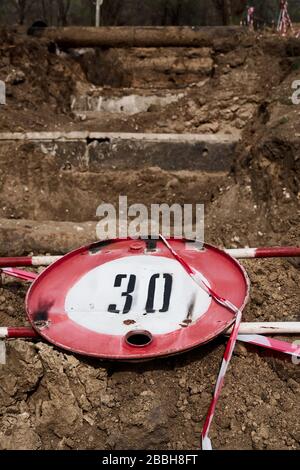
[
  {"x1": 1, "y1": 322, "x2": 299, "y2": 339},
  {"x1": 0, "y1": 256, "x2": 61, "y2": 267},
  {"x1": 226, "y1": 246, "x2": 300, "y2": 259},
  {"x1": 227, "y1": 322, "x2": 300, "y2": 335},
  {"x1": 0, "y1": 327, "x2": 38, "y2": 338},
  {"x1": 0, "y1": 247, "x2": 299, "y2": 268}
]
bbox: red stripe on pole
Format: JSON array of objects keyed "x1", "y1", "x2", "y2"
[
  {"x1": 7, "y1": 327, "x2": 38, "y2": 338},
  {"x1": 0, "y1": 257, "x2": 33, "y2": 267},
  {"x1": 255, "y1": 247, "x2": 300, "y2": 258}
]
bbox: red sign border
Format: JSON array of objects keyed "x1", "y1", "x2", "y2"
[{"x1": 26, "y1": 239, "x2": 250, "y2": 360}]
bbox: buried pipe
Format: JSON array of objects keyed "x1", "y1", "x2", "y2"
[
  {"x1": 0, "y1": 246, "x2": 299, "y2": 268},
  {"x1": 38, "y1": 26, "x2": 245, "y2": 48}
]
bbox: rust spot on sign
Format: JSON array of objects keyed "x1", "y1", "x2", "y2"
[{"x1": 123, "y1": 319, "x2": 136, "y2": 326}]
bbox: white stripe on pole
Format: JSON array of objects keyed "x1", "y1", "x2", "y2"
[
  {"x1": 226, "y1": 322, "x2": 300, "y2": 335},
  {"x1": 225, "y1": 248, "x2": 256, "y2": 258},
  {"x1": 0, "y1": 327, "x2": 8, "y2": 338},
  {"x1": 32, "y1": 256, "x2": 61, "y2": 266},
  {"x1": 95, "y1": 0, "x2": 104, "y2": 27}
]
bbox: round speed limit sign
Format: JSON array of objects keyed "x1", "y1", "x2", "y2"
[{"x1": 26, "y1": 238, "x2": 250, "y2": 360}]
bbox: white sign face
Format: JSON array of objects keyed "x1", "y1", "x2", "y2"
[{"x1": 65, "y1": 256, "x2": 211, "y2": 336}]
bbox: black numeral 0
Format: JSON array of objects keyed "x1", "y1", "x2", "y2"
[{"x1": 145, "y1": 274, "x2": 173, "y2": 313}]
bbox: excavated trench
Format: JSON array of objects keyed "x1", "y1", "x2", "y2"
[
  {"x1": 0, "y1": 131, "x2": 238, "y2": 224},
  {"x1": 0, "y1": 30, "x2": 299, "y2": 451}
]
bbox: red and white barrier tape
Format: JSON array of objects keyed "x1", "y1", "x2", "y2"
[
  {"x1": 237, "y1": 334, "x2": 300, "y2": 358},
  {"x1": 277, "y1": 1, "x2": 294, "y2": 36},
  {"x1": 158, "y1": 235, "x2": 243, "y2": 451},
  {"x1": 202, "y1": 332, "x2": 300, "y2": 450},
  {"x1": 247, "y1": 7, "x2": 255, "y2": 30},
  {"x1": 1, "y1": 267, "x2": 37, "y2": 282},
  {"x1": 158, "y1": 236, "x2": 244, "y2": 311},
  {"x1": 158, "y1": 237, "x2": 300, "y2": 450},
  {"x1": 202, "y1": 308, "x2": 242, "y2": 450}
]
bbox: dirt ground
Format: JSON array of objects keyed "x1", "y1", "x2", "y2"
[{"x1": 0, "y1": 27, "x2": 299, "y2": 450}]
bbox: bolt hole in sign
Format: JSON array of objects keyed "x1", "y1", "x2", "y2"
[{"x1": 26, "y1": 239, "x2": 250, "y2": 360}]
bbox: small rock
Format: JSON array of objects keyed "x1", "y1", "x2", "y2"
[
  {"x1": 287, "y1": 378, "x2": 299, "y2": 393},
  {"x1": 179, "y1": 378, "x2": 187, "y2": 388},
  {"x1": 6, "y1": 69, "x2": 26, "y2": 85},
  {"x1": 257, "y1": 425, "x2": 269, "y2": 440},
  {"x1": 253, "y1": 292, "x2": 264, "y2": 306},
  {"x1": 189, "y1": 385, "x2": 202, "y2": 395},
  {"x1": 269, "y1": 272, "x2": 278, "y2": 282},
  {"x1": 234, "y1": 343, "x2": 248, "y2": 357}
]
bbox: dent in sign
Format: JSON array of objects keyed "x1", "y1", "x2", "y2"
[{"x1": 65, "y1": 255, "x2": 211, "y2": 336}]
